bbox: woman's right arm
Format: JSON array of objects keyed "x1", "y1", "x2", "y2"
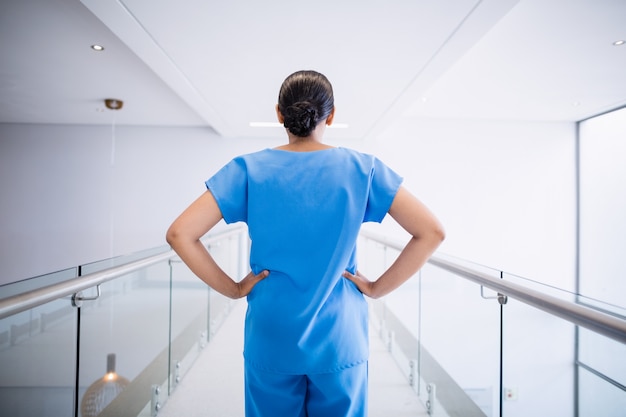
[{"x1": 166, "y1": 191, "x2": 268, "y2": 299}]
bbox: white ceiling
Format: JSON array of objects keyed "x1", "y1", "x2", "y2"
[{"x1": 1, "y1": 0, "x2": 625, "y2": 140}]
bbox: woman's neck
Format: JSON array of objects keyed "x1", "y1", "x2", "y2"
[
  {"x1": 276, "y1": 123, "x2": 333, "y2": 152},
  {"x1": 275, "y1": 139, "x2": 334, "y2": 152}
]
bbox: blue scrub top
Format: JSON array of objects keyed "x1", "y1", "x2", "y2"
[{"x1": 206, "y1": 147, "x2": 402, "y2": 374}]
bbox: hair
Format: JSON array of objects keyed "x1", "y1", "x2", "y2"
[{"x1": 277, "y1": 70, "x2": 334, "y2": 137}]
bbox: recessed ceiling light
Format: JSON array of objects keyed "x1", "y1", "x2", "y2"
[
  {"x1": 91, "y1": 44, "x2": 105, "y2": 51},
  {"x1": 613, "y1": 40, "x2": 625, "y2": 46}
]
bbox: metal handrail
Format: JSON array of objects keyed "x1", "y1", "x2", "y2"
[
  {"x1": 359, "y1": 230, "x2": 626, "y2": 345},
  {"x1": 5, "y1": 227, "x2": 624, "y2": 344},
  {"x1": 0, "y1": 227, "x2": 245, "y2": 320}
]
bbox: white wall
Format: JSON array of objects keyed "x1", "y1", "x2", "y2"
[
  {"x1": 363, "y1": 117, "x2": 578, "y2": 291},
  {"x1": 0, "y1": 123, "x2": 280, "y2": 285}
]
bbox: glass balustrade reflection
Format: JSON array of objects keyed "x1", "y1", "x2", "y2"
[
  {"x1": 0, "y1": 228, "x2": 247, "y2": 417},
  {"x1": 0, "y1": 268, "x2": 79, "y2": 417},
  {"x1": 77, "y1": 261, "x2": 171, "y2": 417}
]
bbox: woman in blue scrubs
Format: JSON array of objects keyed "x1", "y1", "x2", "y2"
[{"x1": 167, "y1": 70, "x2": 445, "y2": 416}]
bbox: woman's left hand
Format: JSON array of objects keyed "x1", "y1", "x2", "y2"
[{"x1": 342, "y1": 270, "x2": 377, "y2": 298}]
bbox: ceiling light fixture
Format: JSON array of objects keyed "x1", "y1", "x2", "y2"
[
  {"x1": 91, "y1": 44, "x2": 105, "y2": 51},
  {"x1": 613, "y1": 40, "x2": 625, "y2": 46},
  {"x1": 104, "y1": 99, "x2": 124, "y2": 110}
]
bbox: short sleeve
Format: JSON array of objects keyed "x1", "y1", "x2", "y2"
[
  {"x1": 205, "y1": 157, "x2": 248, "y2": 224},
  {"x1": 363, "y1": 157, "x2": 403, "y2": 223}
]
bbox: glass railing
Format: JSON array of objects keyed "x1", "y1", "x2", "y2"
[
  {"x1": 2, "y1": 227, "x2": 624, "y2": 417},
  {"x1": 358, "y1": 232, "x2": 626, "y2": 417},
  {"x1": 0, "y1": 226, "x2": 247, "y2": 417},
  {"x1": 0, "y1": 267, "x2": 79, "y2": 417}
]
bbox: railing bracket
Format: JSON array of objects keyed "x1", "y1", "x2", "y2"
[
  {"x1": 480, "y1": 286, "x2": 508, "y2": 305},
  {"x1": 71, "y1": 284, "x2": 101, "y2": 308},
  {"x1": 151, "y1": 384, "x2": 161, "y2": 416},
  {"x1": 426, "y1": 382, "x2": 436, "y2": 415},
  {"x1": 409, "y1": 359, "x2": 418, "y2": 391}
]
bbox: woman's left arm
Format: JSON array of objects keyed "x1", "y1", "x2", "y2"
[
  {"x1": 343, "y1": 186, "x2": 444, "y2": 298},
  {"x1": 166, "y1": 191, "x2": 268, "y2": 299}
]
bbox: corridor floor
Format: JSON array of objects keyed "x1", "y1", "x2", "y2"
[{"x1": 158, "y1": 300, "x2": 428, "y2": 417}]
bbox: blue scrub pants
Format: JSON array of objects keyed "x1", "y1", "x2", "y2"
[{"x1": 244, "y1": 362, "x2": 368, "y2": 417}]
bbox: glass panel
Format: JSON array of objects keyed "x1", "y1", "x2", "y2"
[
  {"x1": 577, "y1": 304, "x2": 626, "y2": 388},
  {"x1": 0, "y1": 228, "x2": 247, "y2": 417},
  {"x1": 578, "y1": 365, "x2": 626, "y2": 417},
  {"x1": 501, "y1": 278, "x2": 576, "y2": 417},
  {"x1": 357, "y1": 239, "x2": 499, "y2": 417},
  {"x1": 419, "y1": 262, "x2": 499, "y2": 417},
  {"x1": 502, "y1": 270, "x2": 579, "y2": 301},
  {"x1": 0, "y1": 268, "x2": 78, "y2": 417},
  {"x1": 207, "y1": 235, "x2": 240, "y2": 337},
  {"x1": 80, "y1": 246, "x2": 171, "y2": 273},
  {"x1": 169, "y1": 230, "x2": 246, "y2": 395},
  {"x1": 77, "y1": 261, "x2": 171, "y2": 417},
  {"x1": 169, "y1": 258, "x2": 209, "y2": 394},
  {"x1": 357, "y1": 236, "x2": 396, "y2": 280},
  {"x1": 0, "y1": 266, "x2": 77, "y2": 298},
  {"x1": 501, "y1": 271, "x2": 626, "y2": 416}
]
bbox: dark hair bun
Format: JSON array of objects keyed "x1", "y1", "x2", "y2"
[
  {"x1": 278, "y1": 70, "x2": 334, "y2": 137},
  {"x1": 283, "y1": 102, "x2": 319, "y2": 137}
]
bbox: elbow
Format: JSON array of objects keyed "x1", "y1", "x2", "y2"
[
  {"x1": 433, "y1": 225, "x2": 446, "y2": 250},
  {"x1": 435, "y1": 224, "x2": 446, "y2": 244},
  {"x1": 165, "y1": 224, "x2": 180, "y2": 247},
  {"x1": 421, "y1": 223, "x2": 445, "y2": 250}
]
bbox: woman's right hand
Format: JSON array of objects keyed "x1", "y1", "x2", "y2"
[{"x1": 236, "y1": 270, "x2": 270, "y2": 298}]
